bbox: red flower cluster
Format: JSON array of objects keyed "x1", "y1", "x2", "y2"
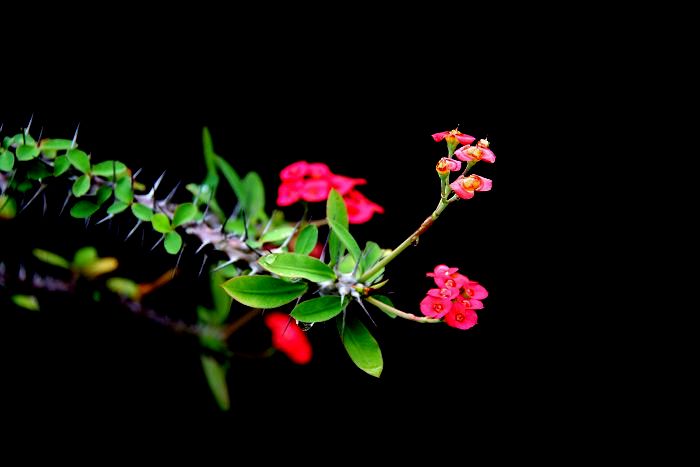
[
  {"x1": 277, "y1": 161, "x2": 384, "y2": 224},
  {"x1": 263, "y1": 312, "x2": 312, "y2": 364},
  {"x1": 419, "y1": 264, "x2": 488, "y2": 330}
]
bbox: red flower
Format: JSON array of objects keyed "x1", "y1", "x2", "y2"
[
  {"x1": 263, "y1": 312, "x2": 312, "y2": 364},
  {"x1": 432, "y1": 129, "x2": 476, "y2": 146},
  {"x1": 344, "y1": 189, "x2": 384, "y2": 224},
  {"x1": 422, "y1": 264, "x2": 488, "y2": 330}
]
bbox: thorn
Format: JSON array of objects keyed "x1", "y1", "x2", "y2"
[
  {"x1": 220, "y1": 207, "x2": 237, "y2": 232},
  {"x1": 132, "y1": 167, "x2": 143, "y2": 180},
  {"x1": 71, "y1": 123, "x2": 80, "y2": 148},
  {"x1": 18, "y1": 264, "x2": 27, "y2": 282},
  {"x1": 152, "y1": 170, "x2": 167, "y2": 193},
  {"x1": 18, "y1": 184, "x2": 46, "y2": 214},
  {"x1": 352, "y1": 247, "x2": 370, "y2": 276},
  {"x1": 260, "y1": 216, "x2": 274, "y2": 237},
  {"x1": 195, "y1": 241, "x2": 210, "y2": 254},
  {"x1": 37, "y1": 126, "x2": 43, "y2": 142},
  {"x1": 173, "y1": 243, "x2": 185, "y2": 279},
  {"x1": 140, "y1": 228, "x2": 145, "y2": 247},
  {"x1": 42, "y1": 192, "x2": 48, "y2": 216},
  {"x1": 240, "y1": 210, "x2": 249, "y2": 242},
  {"x1": 162, "y1": 181, "x2": 181, "y2": 205},
  {"x1": 280, "y1": 220, "x2": 302, "y2": 249},
  {"x1": 125, "y1": 219, "x2": 142, "y2": 241},
  {"x1": 25, "y1": 114, "x2": 33, "y2": 135},
  {"x1": 96, "y1": 213, "x2": 114, "y2": 225},
  {"x1": 281, "y1": 315, "x2": 294, "y2": 337},
  {"x1": 200, "y1": 191, "x2": 212, "y2": 220},
  {"x1": 0, "y1": 123, "x2": 3, "y2": 133},
  {"x1": 85, "y1": 216, "x2": 91, "y2": 229},
  {"x1": 319, "y1": 232, "x2": 330, "y2": 263},
  {"x1": 198, "y1": 254, "x2": 209, "y2": 278},
  {"x1": 59, "y1": 189, "x2": 72, "y2": 216},
  {"x1": 193, "y1": 184, "x2": 203, "y2": 205},
  {"x1": 150, "y1": 235, "x2": 164, "y2": 251},
  {"x1": 340, "y1": 309, "x2": 346, "y2": 340},
  {"x1": 212, "y1": 259, "x2": 235, "y2": 272},
  {"x1": 356, "y1": 298, "x2": 377, "y2": 327}
]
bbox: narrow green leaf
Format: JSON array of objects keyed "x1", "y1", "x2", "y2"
[
  {"x1": 327, "y1": 188, "x2": 348, "y2": 228},
  {"x1": 221, "y1": 275, "x2": 307, "y2": 309},
  {"x1": 202, "y1": 127, "x2": 220, "y2": 187},
  {"x1": 242, "y1": 171, "x2": 265, "y2": 222},
  {"x1": 0, "y1": 150, "x2": 14, "y2": 171},
  {"x1": 16, "y1": 144, "x2": 40, "y2": 161},
  {"x1": 91, "y1": 160, "x2": 128, "y2": 178},
  {"x1": 81, "y1": 258, "x2": 118, "y2": 279},
  {"x1": 172, "y1": 202, "x2": 198, "y2": 227},
  {"x1": 53, "y1": 155, "x2": 71, "y2": 176},
  {"x1": 259, "y1": 225, "x2": 296, "y2": 245},
  {"x1": 214, "y1": 156, "x2": 245, "y2": 204},
  {"x1": 70, "y1": 201, "x2": 99, "y2": 218},
  {"x1": 72, "y1": 174, "x2": 91, "y2": 197},
  {"x1": 12, "y1": 294, "x2": 40, "y2": 311},
  {"x1": 338, "y1": 314, "x2": 383, "y2": 377},
  {"x1": 201, "y1": 355, "x2": 230, "y2": 411},
  {"x1": 328, "y1": 218, "x2": 361, "y2": 261},
  {"x1": 151, "y1": 213, "x2": 171, "y2": 233},
  {"x1": 32, "y1": 248, "x2": 70, "y2": 269},
  {"x1": 106, "y1": 277, "x2": 139, "y2": 299},
  {"x1": 164, "y1": 231, "x2": 182, "y2": 254},
  {"x1": 131, "y1": 203, "x2": 153, "y2": 221},
  {"x1": 290, "y1": 296, "x2": 344, "y2": 323},
  {"x1": 294, "y1": 224, "x2": 318, "y2": 255},
  {"x1": 210, "y1": 269, "x2": 233, "y2": 323},
  {"x1": 360, "y1": 241, "x2": 383, "y2": 275},
  {"x1": 106, "y1": 200, "x2": 129, "y2": 214},
  {"x1": 115, "y1": 176, "x2": 133, "y2": 204},
  {"x1": 66, "y1": 149, "x2": 90, "y2": 174},
  {"x1": 258, "y1": 253, "x2": 336, "y2": 283},
  {"x1": 39, "y1": 138, "x2": 74, "y2": 151},
  {"x1": 73, "y1": 247, "x2": 97, "y2": 268}
]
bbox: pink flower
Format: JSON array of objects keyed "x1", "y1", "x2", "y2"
[
  {"x1": 300, "y1": 179, "x2": 331, "y2": 202},
  {"x1": 264, "y1": 312, "x2": 312, "y2": 365},
  {"x1": 280, "y1": 161, "x2": 309, "y2": 181},
  {"x1": 449, "y1": 174, "x2": 492, "y2": 200},
  {"x1": 331, "y1": 175, "x2": 367, "y2": 195},
  {"x1": 443, "y1": 302, "x2": 478, "y2": 330},
  {"x1": 422, "y1": 264, "x2": 488, "y2": 330},
  {"x1": 454, "y1": 140, "x2": 496, "y2": 163},
  {"x1": 343, "y1": 190, "x2": 384, "y2": 224},
  {"x1": 419, "y1": 295, "x2": 452, "y2": 319},
  {"x1": 432, "y1": 129, "x2": 476, "y2": 146},
  {"x1": 435, "y1": 157, "x2": 462, "y2": 175},
  {"x1": 277, "y1": 181, "x2": 304, "y2": 206},
  {"x1": 307, "y1": 162, "x2": 332, "y2": 179}
]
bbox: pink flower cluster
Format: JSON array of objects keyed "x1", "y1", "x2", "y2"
[
  {"x1": 277, "y1": 161, "x2": 384, "y2": 224},
  {"x1": 432, "y1": 130, "x2": 496, "y2": 200},
  {"x1": 419, "y1": 264, "x2": 488, "y2": 330}
]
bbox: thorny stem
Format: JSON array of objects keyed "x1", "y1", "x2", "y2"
[
  {"x1": 365, "y1": 296, "x2": 441, "y2": 323},
  {"x1": 358, "y1": 196, "x2": 452, "y2": 283}
]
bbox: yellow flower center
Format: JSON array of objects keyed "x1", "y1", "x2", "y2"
[
  {"x1": 477, "y1": 138, "x2": 490, "y2": 148},
  {"x1": 433, "y1": 303, "x2": 444, "y2": 312},
  {"x1": 467, "y1": 146, "x2": 483, "y2": 160},
  {"x1": 461, "y1": 176, "x2": 481, "y2": 191}
]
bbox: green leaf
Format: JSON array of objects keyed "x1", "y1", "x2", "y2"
[
  {"x1": 53, "y1": 155, "x2": 71, "y2": 176},
  {"x1": 95, "y1": 186, "x2": 112, "y2": 206},
  {"x1": 370, "y1": 295, "x2": 397, "y2": 318},
  {"x1": 360, "y1": 241, "x2": 383, "y2": 274},
  {"x1": 66, "y1": 149, "x2": 90, "y2": 174},
  {"x1": 16, "y1": 144, "x2": 40, "y2": 161},
  {"x1": 338, "y1": 314, "x2": 383, "y2": 377},
  {"x1": 73, "y1": 247, "x2": 98, "y2": 269},
  {"x1": 70, "y1": 200, "x2": 99, "y2": 218},
  {"x1": 327, "y1": 188, "x2": 348, "y2": 228},
  {"x1": 106, "y1": 277, "x2": 139, "y2": 299},
  {"x1": 201, "y1": 127, "x2": 220, "y2": 188},
  {"x1": 32, "y1": 248, "x2": 70, "y2": 269},
  {"x1": 290, "y1": 296, "x2": 344, "y2": 323},
  {"x1": 210, "y1": 269, "x2": 233, "y2": 323},
  {"x1": 164, "y1": 231, "x2": 182, "y2": 254},
  {"x1": 221, "y1": 275, "x2": 307, "y2": 309},
  {"x1": 12, "y1": 294, "x2": 40, "y2": 311},
  {"x1": 294, "y1": 224, "x2": 318, "y2": 255},
  {"x1": 172, "y1": 202, "x2": 198, "y2": 227},
  {"x1": 242, "y1": 171, "x2": 265, "y2": 222},
  {"x1": 72, "y1": 174, "x2": 91, "y2": 197},
  {"x1": 151, "y1": 213, "x2": 171, "y2": 233},
  {"x1": 214, "y1": 156, "x2": 245, "y2": 206},
  {"x1": 39, "y1": 138, "x2": 74, "y2": 151},
  {"x1": 0, "y1": 195, "x2": 16, "y2": 219},
  {"x1": 81, "y1": 257, "x2": 118, "y2": 279},
  {"x1": 258, "y1": 225, "x2": 295, "y2": 245},
  {"x1": 131, "y1": 203, "x2": 153, "y2": 221},
  {"x1": 258, "y1": 253, "x2": 336, "y2": 283},
  {"x1": 26, "y1": 161, "x2": 52, "y2": 180},
  {"x1": 0, "y1": 150, "x2": 14, "y2": 171},
  {"x1": 91, "y1": 160, "x2": 128, "y2": 179},
  {"x1": 328, "y1": 218, "x2": 361, "y2": 261},
  {"x1": 114, "y1": 176, "x2": 133, "y2": 204},
  {"x1": 338, "y1": 255, "x2": 356, "y2": 274},
  {"x1": 106, "y1": 200, "x2": 129, "y2": 214},
  {"x1": 200, "y1": 355, "x2": 230, "y2": 411}
]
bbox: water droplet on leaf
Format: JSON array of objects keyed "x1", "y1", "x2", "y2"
[{"x1": 295, "y1": 320, "x2": 314, "y2": 331}]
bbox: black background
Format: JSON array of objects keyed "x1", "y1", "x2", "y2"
[{"x1": 1, "y1": 54, "x2": 556, "y2": 431}]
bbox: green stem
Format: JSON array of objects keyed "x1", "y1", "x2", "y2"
[
  {"x1": 358, "y1": 197, "x2": 451, "y2": 283},
  {"x1": 365, "y1": 296, "x2": 441, "y2": 323}
]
